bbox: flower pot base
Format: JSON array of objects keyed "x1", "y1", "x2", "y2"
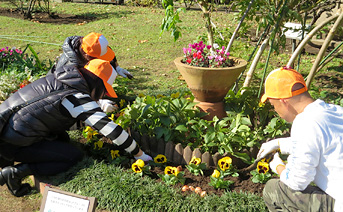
[{"x1": 195, "y1": 101, "x2": 226, "y2": 121}]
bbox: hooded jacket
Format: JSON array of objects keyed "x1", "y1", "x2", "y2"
[
  {"x1": 55, "y1": 36, "x2": 88, "y2": 70},
  {"x1": 53, "y1": 36, "x2": 117, "y2": 72},
  {"x1": 0, "y1": 64, "x2": 89, "y2": 146}
]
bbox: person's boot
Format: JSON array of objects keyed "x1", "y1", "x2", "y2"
[{"x1": 0, "y1": 164, "x2": 32, "y2": 197}]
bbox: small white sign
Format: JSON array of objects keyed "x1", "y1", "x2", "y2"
[
  {"x1": 43, "y1": 191, "x2": 90, "y2": 212},
  {"x1": 40, "y1": 187, "x2": 96, "y2": 212}
]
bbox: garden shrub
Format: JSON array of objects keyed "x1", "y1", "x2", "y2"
[{"x1": 114, "y1": 88, "x2": 291, "y2": 164}]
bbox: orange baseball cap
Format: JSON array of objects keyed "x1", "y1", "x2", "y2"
[
  {"x1": 84, "y1": 59, "x2": 118, "y2": 98},
  {"x1": 261, "y1": 66, "x2": 308, "y2": 103},
  {"x1": 81, "y1": 32, "x2": 115, "y2": 61}
]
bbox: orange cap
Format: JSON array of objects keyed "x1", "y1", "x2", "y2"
[
  {"x1": 84, "y1": 59, "x2": 118, "y2": 98},
  {"x1": 81, "y1": 32, "x2": 115, "y2": 61},
  {"x1": 261, "y1": 66, "x2": 308, "y2": 103}
]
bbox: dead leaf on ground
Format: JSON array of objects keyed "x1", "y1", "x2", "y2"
[{"x1": 138, "y1": 40, "x2": 148, "y2": 43}]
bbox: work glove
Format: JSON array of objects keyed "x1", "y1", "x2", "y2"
[
  {"x1": 134, "y1": 151, "x2": 153, "y2": 162},
  {"x1": 116, "y1": 66, "x2": 133, "y2": 79},
  {"x1": 269, "y1": 152, "x2": 285, "y2": 174},
  {"x1": 97, "y1": 99, "x2": 118, "y2": 113},
  {"x1": 257, "y1": 137, "x2": 291, "y2": 160}
]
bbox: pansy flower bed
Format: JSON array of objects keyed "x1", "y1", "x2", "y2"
[{"x1": 77, "y1": 132, "x2": 270, "y2": 198}]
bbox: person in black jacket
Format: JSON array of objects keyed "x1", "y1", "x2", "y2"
[{"x1": 0, "y1": 59, "x2": 152, "y2": 197}]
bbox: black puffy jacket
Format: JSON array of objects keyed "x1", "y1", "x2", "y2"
[{"x1": 0, "y1": 64, "x2": 89, "y2": 146}]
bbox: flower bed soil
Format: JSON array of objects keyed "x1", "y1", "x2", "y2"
[
  {"x1": 149, "y1": 166, "x2": 266, "y2": 197},
  {"x1": 81, "y1": 137, "x2": 268, "y2": 197}
]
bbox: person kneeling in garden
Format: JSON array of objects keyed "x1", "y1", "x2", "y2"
[
  {"x1": 257, "y1": 66, "x2": 342, "y2": 211},
  {"x1": 0, "y1": 59, "x2": 152, "y2": 197}
]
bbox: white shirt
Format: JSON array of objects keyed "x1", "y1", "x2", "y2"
[{"x1": 280, "y1": 99, "x2": 343, "y2": 211}]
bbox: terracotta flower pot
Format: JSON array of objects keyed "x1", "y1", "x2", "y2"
[{"x1": 174, "y1": 56, "x2": 247, "y2": 120}]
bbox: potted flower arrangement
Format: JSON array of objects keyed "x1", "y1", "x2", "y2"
[
  {"x1": 161, "y1": 0, "x2": 249, "y2": 120},
  {"x1": 173, "y1": 41, "x2": 247, "y2": 120}
]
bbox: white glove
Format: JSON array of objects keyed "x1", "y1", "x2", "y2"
[
  {"x1": 257, "y1": 139, "x2": 280, "y2": 160},
  {"x1": 134, "y1": 152, "x2": 153, "y2": 162},
  {"x1": 257, "y1": 137, "x2": 291, "y2": 160},
  {"x1": 116, "y1": 66, "x2": 133, "y2": 79},
  {"x1": 269, "y1": 152, "x2": 285, "y2": 174},
  {"x1": 97, "y1": 99, "x2": 118, "y2": 113}
]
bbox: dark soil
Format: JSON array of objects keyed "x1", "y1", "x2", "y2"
[
  {"x1": 0, "y1": 7, "x2": 96, "y2": 24},
  {"x1": 149, "y1": 165, "x2": 266, "y2": 197}
]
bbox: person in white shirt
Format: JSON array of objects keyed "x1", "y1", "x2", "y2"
[{"x1": 257, "y1": 66, "x2": 343, "y2": 212}]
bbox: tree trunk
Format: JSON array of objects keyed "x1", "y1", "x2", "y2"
[
  {"x1": 242, "y1": 36, "x2": 270, "y2": 90},
  {"x1": 306, "y1": 10, "x2": 343, "y2": 88}
]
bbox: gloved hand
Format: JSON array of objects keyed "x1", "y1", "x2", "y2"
[
  {"x1": 134, "y1": 151, "x2": 153, "y2": 162},
  {"x1": 257, "y1": 139, "x2": 280, "y2": 160},
  {"x1": 116, "y1": 66, "x2": 133, "y2": 79},
  {"x1": 257, "y1": 138, "x2": 291, "y2": 160},
  {"x1": 269, "y1": 152, "x2": 285, "y2": 174},
  {"x1": 97, "y1": 99, "x2": 118, "y2": 113}
]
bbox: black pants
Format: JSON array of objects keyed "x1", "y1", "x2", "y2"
[{"x1": 0, "y1": 138, "x2": 83, "y2": 176}]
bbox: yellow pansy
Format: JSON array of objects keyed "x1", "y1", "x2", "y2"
[
  {"x1": 109, "y1": 113, "x2": 115, "y2": 121},
  {"x1": 84, "y1": 126, "x2": 98, "y2": 140},
  {"x1": 132, "y1": 163, "x2": 143, "y2": 173},
  {"x1": 189, "y1": 156, "x2": 201, "y2": 165},
  {"x1": 119, "y1": 99, "x2": 126, "y2": 108},
  {"x1": 165, "y1": 166, "x2": 176, "y2": 175},
  {"x1": 111, "y1": 150, "x2": 120, "y2": 159},
  {"x1": 218, "y1": 156, "x2": 232, "y2": 171},
  {"x1": 86, "y1": 133, "x2": 93, "y2": 140},
  {"x1": 171, "y1": 92, "x2": 180, "y2": 99},
  {"x1": 135, "y1": 159, "x2": 145, "y2": 168},
  {"x1": 211, "y1": 169, "x2": 220, "y2": 178},
  {"x1": 154, "y1": 154, "x2": 167, "y2": 163},
  {"x1": 94, "y1": 140, "x2": 103, "y2": 150},
  {"x1": 84, "y1": 126, "x2": 93, "y2": 132},
  {"x1": 257, "y1": 161, "x2": 269, "y2": 174}
]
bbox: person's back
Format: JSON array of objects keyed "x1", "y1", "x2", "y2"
[{"x1": 289, "y1": 99, "x2": 343, "y2": 210}]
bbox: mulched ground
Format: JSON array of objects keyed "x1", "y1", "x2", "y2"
[{"x1": 0, "y1": 7, "x2": 96, "y2": 24}]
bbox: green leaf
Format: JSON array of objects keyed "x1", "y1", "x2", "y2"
[
  {"x1": 232, "y1": 152, "x2": 250, "y2": 164},
  {"x1": 160, "y1": 116, "x2": 171, "y2": 126},
  {"x1": 175, "y1": 125, "x2": 188, "y2": 132}
]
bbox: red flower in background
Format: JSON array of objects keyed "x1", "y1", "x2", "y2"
[{"x1": 19, "y1": 80, "x2": 30, "y2": 88}]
